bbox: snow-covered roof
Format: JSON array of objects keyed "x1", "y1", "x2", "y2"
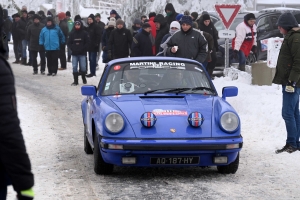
[
  {"x1": 257, "y1": 0, "x2": 300, "y2": 5},
  {"x1": 40, "y1": 3, "x2": 53, "y2": 10},
  {"x1": 79, "y1": 5, "x2": 100, "y2": 18}
]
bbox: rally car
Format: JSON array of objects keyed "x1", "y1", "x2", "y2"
[{"x1": 81, "y1": 57, "x2": 242, "y2": 175}]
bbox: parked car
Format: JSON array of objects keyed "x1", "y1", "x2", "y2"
[
  {"x1": 215, "y1": 9, "x2": 300, "y2": 69},
  {"x1": 81, "y1": 57, "x2": 242, "y2": 175}
]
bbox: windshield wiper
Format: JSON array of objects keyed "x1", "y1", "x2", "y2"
[
  {"x1": 164, "y1": 88, "x2": 191, "y2": 94},
  {"x1": 190, "y1": 87, "x2": 215, "y2": 93},
  {"x1": 144, "y1": 88, "x2": 171, "y2": 95}
]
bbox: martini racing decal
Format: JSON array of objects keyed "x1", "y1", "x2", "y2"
[
  {"x1": 153, "y1": 109, "x2": 188, "y2": 116},
  {"x1": 140, "y1": 112, "x2": 157, "y2": 127},
  {"x1": 130, "y1": 62, "x2": 186, "y2": 69},
  {"x1": 188, "y1": 112, "x2": 204, "y2": 127}
]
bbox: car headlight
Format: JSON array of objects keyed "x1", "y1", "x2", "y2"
[
  {"x1": 105, "y1": 113, "x2": 124, "y2": 134},
  {"x1": 220, "y1": 112, "x2": 239, "y2": 132}
]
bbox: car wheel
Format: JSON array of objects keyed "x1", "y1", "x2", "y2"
[
  {"x1": 84, "y1": 126, "x2": 93, "y2": 154},
  {"x1": 217, "y1": 153, "x2": 239, "y2": 174},
  {"x1": 94, "y1": 133, "x2": 114, "y2": 175}
]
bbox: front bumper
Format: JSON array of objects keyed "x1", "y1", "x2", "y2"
[{"x1": 99, "y1": 137, "x2": 243, "y2": 167}]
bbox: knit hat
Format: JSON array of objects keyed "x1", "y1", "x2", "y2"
[
  {"x1": 14, "y1": 13, "x2": 20, "y2": 18},
  {"x1": 191, "y1": 12, "x2": 198, "y2": 20},
  {"x1": 133, "y1": 18, "x2": 141, "y2": 25},
  {"x1": 276, "y1": 12, "x2": 299, "y2": 31},
  {"x1": 180, "y1": 15, "x2": 193, "y2": 26},
  {"x1": 88, "y1": 14, "x2": 95, "y2": 20},
  {"x1": 202, "y1": 11, "x2": 208, "y2": 15},
  {"x1": 95, "y1": 13, "x2": 101, "y2": 18},
  {"x1": 28, "y1": 11, "x2": 35, "y2": 15},
  {"x1": 38, "y1": 10, "x2": 45, "y2": 16},
  {"x1": 244, "y1": 13, "x2": 256, "y2": 21},
  {"x1": 149, "y1": 12, "x2": 156, "y2": 18},
  {"x1": 108, "y1": 17, "x2": 116, "y2": 27},
  {"x1": 176, "y1": 14, "x2": 183, "y2": 21},
  {"x1": 74, "y1": 15, "x2": 82, "y2": 21},
  {"x1": 57, "y1": 12, "x2": 66, "y2": 21},
  {"x1": 116, "y1": 19, "x2": 124, "y2": 26},
  {"x1": 33, "y1": 14, "x2": 40, "y2": 20},
  {"x1": 47, "y1": 10, "x2": 53, "y2": 17},
  {"x1": 142, "y1": 22, "x2": 151, "y2": 29},
  {"x1": 170, "y1": 21, "x2": 180, "y2": 30},
  {"x1": 202, "y1": 14, "x2": 210, "y2": 21},
  {"x1": 110, "y1": 9, "x2": 117, "y2": 15},
  {"x1": 66, "y1": 11, "x2": 71, "y2": 17}
]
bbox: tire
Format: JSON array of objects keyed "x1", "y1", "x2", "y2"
[
  {"x1": 94, "y1": 133, "x2": 114, "y2": 175},
  {"x1": 84, "y1": 126, "x2": 93, "y2": 154},
  {"x1": 217, "y1": 153, "x2": 239, "y2": 174}
]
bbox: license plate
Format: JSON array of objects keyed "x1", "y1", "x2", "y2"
[{"x1": 150, "y1": 156, "x2": 199, "y2": 165}]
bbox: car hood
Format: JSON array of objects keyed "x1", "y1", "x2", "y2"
[{"x1": 107, "y1": 95, "x2": 214, "y2": 139}]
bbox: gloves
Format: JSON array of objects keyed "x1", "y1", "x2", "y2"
[
  {"x1": 251, "y1": 45, "x2": 257, "y2": 53},
  {"x1": 18, "y1": 188, "x2": 34, "y2": 200},
  {"x1": 285, "y1": 81, "x2": 296, "y2": 93},
  {"x1": 233, "y1": 50, "x2": 239, "y2": 60}
]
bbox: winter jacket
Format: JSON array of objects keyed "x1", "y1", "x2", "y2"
[
  {"x1": 198, "y1": 19, "x2": 219, "y2": 51},
  {"x1": 148, "y1": 16, "x2": 157, "y2": 55},
  {"x1": 3, "y1": 9, "x2": 12, "y2": 37},
  {"x1": 26, "y1": 22, "x2": 45, "y2": 51},
  {"x1": 108, "y1": 27, "x2": 133, "y2": 59},
  {"x1": 232, "y1": 21, "x2": 257, "y2": 57},
  {"x1": 154, "y1": 14, "x2": 169, "y2": 55},
  {"x1": 40, "y1": 16, "x2": 47, "y2": 25},
  {"x1": 16, "y1": 17, "x2": 28, "y2": 40},
  {"x1": 272, "y1": 28, "x2": 300, "y2": 87},
  {"x1": 96, "y1": 21, "x2": 105, "y2": 44},
  {"x1": 59, "y1": 19, "x2": 69, "y2": 39},
  {"x1": 39, "y1": 23, "x2": 65, "y2": 51},
  {"x1": 164, "y1": 3, "x2": 178, "y2": 26},
  {"x1": 202, "y1": 31, "x2": 214, "y2": 62},
  {"x1": 130, "y1": 25, "x2": 140, "y2": 37},
  {"x1": 131, "y1": 29, "x2": 153, "y2": 57},
  {"x1": 12, "y1": 21, "x2": 20, "y2": 41},
  {"x1": 86, "y1": 22, "x2": 101, "y2": 52},
  {"x1": 167, "y1": 28, "x2": 208, "y2": 63},
  {"x1": 102, "y1": 27, "x2": 114, "y2": 63},
  {"x1": 0, "y1": 55, "x2": 34, "y2": 193},
  {"x1": 67, "y1": 27, "x2": 90, "y2": 55}
]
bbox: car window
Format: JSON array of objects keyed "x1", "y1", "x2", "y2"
[
  {"x1": 214, "y1": 18, "x2": 243, "y2": 31},
  {"x1": 294, "y1": 13, "x2": 300, "y2": 23},
  {"x1": 101, "y1": 61, "x2": 213, "y2": 95},
  {"x1": 269, "y1": 15, "x2": 279, "y2": 30},
  {"x1": 257, "y1": 16, "x2": 271, "y2": 32}
]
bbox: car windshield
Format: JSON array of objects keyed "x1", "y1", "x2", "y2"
[
  {"x1": 215, "y1": 17, "x2": 244, "y2": 31},
  {"x1": 101, "y1": 61, "x2": 214, "y2": 95}
]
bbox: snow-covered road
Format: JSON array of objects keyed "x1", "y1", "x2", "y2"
[{"x1": 5, "y1": 56, "x2": 300, "y2": 200}]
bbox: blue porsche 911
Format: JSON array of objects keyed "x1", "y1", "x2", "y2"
[{"x1": 81, "y1": 57, "x2": 242, "y2": 175}]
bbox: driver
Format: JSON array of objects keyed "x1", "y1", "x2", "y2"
[
  {"x1": 111, "y1": 69, "x2": 144, "y2": 93},
  {"x1": 159, "y1": 70, "x2": 187, "y2": 88}
]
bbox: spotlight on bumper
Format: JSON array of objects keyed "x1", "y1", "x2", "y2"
[
  {"x1": 122, "y1": 157, "x2": 136, "y2": 164},
  {"x1": 214, "y1": 156, "x2": 228, "y2": 164}
]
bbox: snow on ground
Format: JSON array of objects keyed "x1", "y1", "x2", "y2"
[{"x1": 4, "y1": 44, "x2": 300, "y2": 199}]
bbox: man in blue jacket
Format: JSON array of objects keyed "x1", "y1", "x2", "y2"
[{"x1": 39, "y1": 16, "x2": 65, "y2": 76}]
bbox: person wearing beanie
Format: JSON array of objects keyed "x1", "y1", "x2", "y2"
[
  {"x1": 148, "y1": 12, "x2": 157, "y2": 55},
  {"x1": 26, "y1": 13, "x2": 46, "y2": 74},
  {"x1": 108, "y1": 9, "x2": 121, "y2": 22},
  {"x1": 198, "y1": 13, "x2": 219, "y2": 78},
  {"x1": 67, "y1": 20, "x2": 90, "y2": 86},
  {"x1": 11, "y1": 13, "x2": 22, "y2": 63},
  {"x1": 38, "y1": 10, "x2": 47, "y2": 24},
  {"x1": 164, "y1": 3, "x2": 179, "y2": 26},
  {"x1": 56, "y1": 12, "x2": 68, "y2": 70},
  {"x1": 175, "y1": 13, "x2": 183, "y2": 22},
  {"x1": 107, "y1": 17, "x2": 132, "y2": 59},
  {"x1": 102, "y1": 18, "x2": 116, "y2": 63},
  {"x1": 131, "y1": 22, "x2": 153, "y2": 57},
  {"x1": 39, "y1": 15, "x2": 65, "y2": 76},
  {"x1": 86, "y1": 13, "x2": 102, "y2": 78},
  {"x1": 94, "y1": 13, "x2": 105, "y2": 68},
  {"x1": 232, "y1": 12, "x2": 257, "y2": 71},
  {"x1": 154, "y1": 14, "x2": 169, "y2": 55},
  {"x1": 65, "y1": 11, "x2": 74, "y2": 62},
  {"x1": 157, "y1": 21, "x2": 180, "y2": 56},
  {"x1": 191, "y1": 12, "x2": 198, "y2": 21},
  {"x1": 272, "y1": 12, "x2": 300, "y2": 154},
  {"x1": 130, "y1": 18, "x2": 142, "y2": 37},
  {"x1": 166, "y1": 15, "x2": 207, "y2": 64},
  {"x1": 141, "y1": 15, "x2": 147, "y2": 24}
]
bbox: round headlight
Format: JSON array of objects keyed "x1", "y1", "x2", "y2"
[
  {"x1": 105, "y1": 113, "x2": 124, "y2": 134},
  {"x1": 220, "y1": 112, "x2": 239, "y2": 132}
]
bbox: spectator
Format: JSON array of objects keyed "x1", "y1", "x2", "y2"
[
  {"x1": 157, "y1": 21, "x2": 180, "y2": 56},
  {"x1": 130, "y1": 18, "x2": 141, "y2": 37},
  {"x1": 86, "y1": 14, "x2": 101, "y2": 78},
  {"x1": 191, "y1": 12, "x2": 198, "y2": 22},
  {"x1": 102, "y1": 18, "x2": 116, "y2": 63},
  {"x1": 11, "y1": 13, "x2": 22, "y2": 63},
  {"x1": 154, "y1": 14, "x2": 169, "y2": 55},
  {"x1": 26, "y1": 14, "x2": 46, "y2": 75},
  {"x1": 201, "y1": 31, "x2": 214, "y2": 70},
  {"x1": 232, "y1": 13, "x2": 257, "y2": 71},
  {"x1": 148, "y1": 12, "x2": 157, "y2": 55},
  {"x1": 57, "y1": 12, "x2": 68, "y2": 70},
  {"x1": 273, "y1": 13, "x2": 300, "y2": 154},
  {"x1": 3, "y1": 9, "x2": 12, "y2": 60},
  {"x1": 39, "y1": 16, "x2": 65, "y2": 76},
  {"x1": 16, "y1": 10, "x2": 29, "y2": 65},
  {"x1": 167, "y1": 15, "x2": 207, "y2": 64},
  {"x1": 21, "y1": 5, "x2": 27, "y2": 11},
  {"x1": 68, "y1": 21, "x2": 90, "y2": 86},
  {"x1": 141, "y1": 15, "x2": 147, "y2": 24},
  {"x1": 38, "y1": 10, "x2": 47, "y2": 24},
  {"x1": 66, "y1": 11, "x2": 74, "y2": 62},
  {"x1": 95, "y1": 13, "x2": 105, "y2": 67},
  {"x1": 131, "y1": 23, "x2": 153, "y2": 57},
  {"x1": 164, "y1": 3, "x2": 179, "y2": 26},
  {"x1": 108, "y1": 9, "x2": 121, "y2": 21},
  {"x1": 107, "y1": 19, "x2": 132, "y2": 59},
  {"x1": 175, "y1": 14, "x2": 183, "y2": 22}
]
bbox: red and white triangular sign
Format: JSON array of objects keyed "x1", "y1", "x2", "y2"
[{"x1": 215, "y1": 4, "x2": 241, "y2": 29}]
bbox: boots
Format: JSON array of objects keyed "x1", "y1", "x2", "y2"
[
  {"x1": 12, "y1": 58, "x2": 20, "y2": 64},
  {"x1": 81, "y1": 72, "x2": 87, "y2": 84},
  {"x1": 21, "y1": 58, "x2": 27, "y2": 65},
  {"x1": 67, "y1": 56, "x2": 71, "y2": 62},
  {"x1": 71, "y1": 72, "x2": 79, "y2": 86},
  {"x1": 239, "y1": 64, "x2": 245, "y2": 71}
]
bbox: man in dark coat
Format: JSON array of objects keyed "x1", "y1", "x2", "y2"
[
  {"x1": 102, "y1": 18, "x2": 116, "y2": 63},
  {"x1": 26, "y1": 14, "x2": 46, "y2": 75},
  {"x1": 164, "y1": 3, "x2": 178, "y2": 26},
  {"x1": 130, "y1": 18, "x2": 141, "y2": 37},
  {"x1": 57, "y1": 12, "x2": 68, "y2": 70},
  {"x1": 38, "y1": 10, "x2": 47, "y2": 24},
  {"x1": 167, "y1": 15, "x2": 207, "y2": 64},
  {"x1": 0, "y1": 6, "x2": 34, "y2": 199},
  {"x1": 12, "y1": 14, "x2": 22, "y2": 63},
  {"x1": 68, "y1": 21, "x2": 90, "y2": 86},
  {"x1": 154, "y1": 14, "x2": 169, "y2": 55},
  {"x1": 95, "y1": 13, "x2": 105, "y2": 67},
  {"x1": 16, "y1": 10, "x2": 29, "y2": 65},
  {"x1": 273, "y1": 13, "x2": 300, "y2": 154},
  {"x1": 86, "y1": 14, "x2": 101, "y2": 78},
  {"x1": 131, "y1": 23, "x2": 153, "y2": 57},
  {"x1": 3, "y1": 9, "x2": 12, "y2": 60},
  {"x1": 108, "y1": 19, "x2": 133, "y2": 59}
]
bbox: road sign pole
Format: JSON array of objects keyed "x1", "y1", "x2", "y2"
[{"x1": 225, "y1": 38, "x2": 229, "y2": 69}]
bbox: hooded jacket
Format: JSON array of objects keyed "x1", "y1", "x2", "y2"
[
  {"x1": 26, "y1": 22, "x2": 45, "y2": 51},
  {"x1": 86, "y1": 21, "x2": 101, "y2": 52},
  {"x1": 154, "y1": 14, "x2": 169, "y2": 55},
  {"x1": 164, "y1": 3, "x2": 178, "y2": 26},
  {"x1": 108, "y1": 27, "x2": 133, "y2": 59},
  {"x1": 67, "y1": 23, "x2": 90, "y2": 55},
  {"x1": 273, "y1": 27, "x2": 300, "y2": 87},
  {"x1": 198, "y1": 16, "x2": 219, "y2": 51}
]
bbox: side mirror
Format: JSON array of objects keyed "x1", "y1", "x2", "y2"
[
  {"x1": 81, "y1": 86, "x2": 97, "y2": 96},
  {"x1": 222, "y1": 86, "x2": 238, "y2": 100}
]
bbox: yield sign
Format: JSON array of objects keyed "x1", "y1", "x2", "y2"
[{"x1": 215, "y1": 4, "x2": 241, "y2": 29}]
